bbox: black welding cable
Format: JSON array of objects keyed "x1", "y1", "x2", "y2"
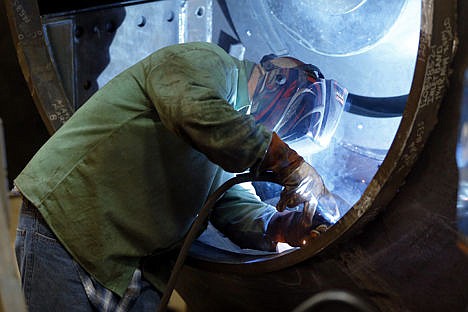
[
  {"x1": 158, "y1": 172, "x2": 278, "y2": 312},
  {"x1": 344, "y1": 93, "x2": 407, "y2": 118}
]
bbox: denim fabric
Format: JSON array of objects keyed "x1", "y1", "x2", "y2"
[{"x1": 15, "y1": 200, "x2": 160, "y2": 311}]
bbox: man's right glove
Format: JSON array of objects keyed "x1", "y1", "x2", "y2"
[{"x1": 255, "y1": 132, "x2": 332, "y2": 215}]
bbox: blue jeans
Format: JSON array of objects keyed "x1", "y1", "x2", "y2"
[{"x1": 15, "y1": 200, "x2": 160, "y2": 311}]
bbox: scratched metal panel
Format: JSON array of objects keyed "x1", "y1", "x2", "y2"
[
  {"x1": 43, "y1": 19, "x2": 75, "y2": 105},
  {"x1": 179, "y1": 0, "x2": 212, "y2": 43}
]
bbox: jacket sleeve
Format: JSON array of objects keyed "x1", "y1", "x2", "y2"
[
  {"x1": 210, "y1": 180, "x2": 278, "y2": 251},
  {"x1": 145, "y1": 44, "x2": 271, "y2": 173}
]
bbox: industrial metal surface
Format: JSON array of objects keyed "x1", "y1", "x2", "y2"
[
  {"x1": 225, "y1": 0, "x2": 420, "y2": 98},
  {"x1": 42, "y1": 1, "x2": 181, "y2": 108},
  {"x1": 3, "y1": 0, "x2": 215, "y2": 130}
]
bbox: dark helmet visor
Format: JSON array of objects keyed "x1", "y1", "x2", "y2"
[{"x1": 251, "y1": 61, "x2": 348, "y2": 155}]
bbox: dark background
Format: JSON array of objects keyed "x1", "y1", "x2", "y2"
[{"x1": 0, "y1": 6, "x2": 49, "y2": 190}]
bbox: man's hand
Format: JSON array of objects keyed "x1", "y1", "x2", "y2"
[{"x1": 266, "y1": 209, "x2": 330, "y2": 247}]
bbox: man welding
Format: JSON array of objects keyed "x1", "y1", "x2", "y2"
[{"x1": 14, "y1": 42, "x2": 347, "y2": 311}]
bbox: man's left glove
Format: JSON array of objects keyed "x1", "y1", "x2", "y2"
[{"x1": 266, "y1": 209, "x2": 330, "y2": 247}]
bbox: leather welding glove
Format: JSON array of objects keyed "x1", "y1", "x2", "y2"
[
  {"x1": 255, "y1": 132, "x2": 329, "y2": 214},
  {"x1": 266, "y1": 208, "x2": 330, "y2": 247}
]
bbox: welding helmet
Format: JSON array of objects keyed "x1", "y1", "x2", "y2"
[{"x1": 250, "y1": 54, "x2": 348, "y2": 155}]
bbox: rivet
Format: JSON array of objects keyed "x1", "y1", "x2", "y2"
[
  {"x1": 83, "y1": 80, "x2": 92, "y2": 90},
  {"x1": 166, "y1": 11, "x2": 174, "y2": 22},
  {"x1": 74, "y1": 25, "x2": 84, "y2": 38},
  {"x1": 195, "y1": 6, "x2": 204, "y2": 17},
  {"x1": 106, "y1": 21, "x2": 116, "y2": 32},
  {"x1": 137, "y1": 16, "x2": 146, "y2": 27}
]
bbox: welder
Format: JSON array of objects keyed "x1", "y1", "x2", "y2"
[{"x1": 14, "y1": 41, "x2": 347, "y2": 311}]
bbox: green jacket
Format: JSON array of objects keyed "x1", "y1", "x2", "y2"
[{"x1": 15, "y1": 42, "x2": 277, "y2": 296}]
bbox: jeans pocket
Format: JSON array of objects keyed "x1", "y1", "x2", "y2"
[
  {"x1": 34, "y1": 231, "x2": 58, "y2": 244},
  {"x1": 19, "y1": 224, "x2": 94, "y2": 311},
  {"x1": 15, "y1": 228, "x2": 26, "y2": 275}
]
